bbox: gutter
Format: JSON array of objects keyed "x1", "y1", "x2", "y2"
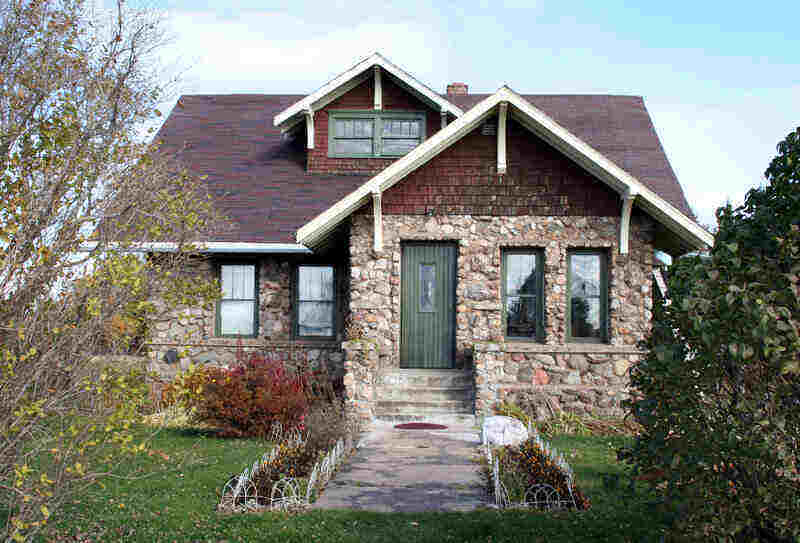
[{"x1": 78, "y1": 241, "x2": 313, "y2": 255}]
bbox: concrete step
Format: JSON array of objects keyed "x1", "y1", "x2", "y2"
[
  {"x1": 374, "y1": 413, "x2": 479, "y2": 426},
  {"x1": 375, "y1": 370, "x2": 476, "y2": 424},
  {"x1": 379, "y1": 369, "x2": 473, "y2": 388},
  {"x1": 375, "y1": 399, "x2": 474, "y2": 413},
  {"x1": 372, "y1": 412, "x2": 479, "y2": 426},
  {"x1": 375, "y1": 386, "x2": 473, "y2": 402}
]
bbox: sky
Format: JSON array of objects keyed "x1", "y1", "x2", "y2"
[{"x1": 140, "y1": 0, "x2": 798, "y2": 228}]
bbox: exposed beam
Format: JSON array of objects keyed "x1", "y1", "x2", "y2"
[
  {"x1": 305, "y1": 109, "x2": 315, "y2": 150},
  {"x1": 619, "y1": 189, "x2": 637, "y2": 255},
  {"x1": 373, "y1": 66, "x2": 382, "y2": 110},
  {"x1": 279, "y1": 115, "x2": 304, "y2": 134},
  {"x1": 497, "y1": 102, "x2": 508, "y2": 175},
  {"x1": 372, "y1": 190, "x2": 383, "y2": 252}
]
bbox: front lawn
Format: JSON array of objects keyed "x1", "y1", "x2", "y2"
[{"x1": 40, "y1": 427, "x2": 669, "y2": 542}]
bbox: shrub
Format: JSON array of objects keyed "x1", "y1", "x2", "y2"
[
  {"x1": 622, "y1": 128, "x2": 800, "y2": 541},
  {"x1": 482, "y1": 436, "x2": 591, "y2": 510},
  {"x1": 170, "y1": 351, "x2": 311, "y2": 438}
]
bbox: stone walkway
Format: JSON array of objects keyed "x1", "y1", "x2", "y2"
[{"x1": 313, "y1": 421, "x2": 487, "y2": 512}]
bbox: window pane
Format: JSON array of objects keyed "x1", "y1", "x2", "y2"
[
  {"x1": 220, "y1": 300, "x2": 255, "y2": 335},
  {"x1": 419, "y1": 263, "x2": 435, "y2": 313},
  {"x1": 506, "y1": 295, "x2": 538, "y2": 337},
  {"x1": 571, "y1": 296, "x2": 601, "y2": 338},
  {"x1": 383, "y1": 119, "x2": 420, "y2": 137},
  {"x1": 335, "y1": 119, "x2": 353, "y2": 138},
  {"x1": 298, "y1": 301, "x2": 334, "y2": 336},
  {"x1": 354, "y1": 119, "x2": 373, "y2": 137},
  {"x1": 334, "y1": 139, "x2": 372, "y2": 155},
  {"x1": 570, "y1": 254, "x2": 600, "y2": 297},
  {"x1": 221, "y1": 264, "x2": 254, "y2": 300},
  {"x1": 298, "y1": 266, "x2": 334, "y2": 300},
  {"x1": 570, "y1": 253, "x2": 603, "y2": 339},
  {"x1": 221, "y1": 265, "x2": 234, "y2": 298},
  {"x1": 506, "y1": 254, "x2": 537, "y2": 296},
  {"x1": 382, "y1": 138, "x2": 419, "y2": 155}
]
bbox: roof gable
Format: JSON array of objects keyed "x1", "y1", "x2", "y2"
[
  {"x1": 273, "y1": 52, "x2": 463, "y2": 129},
  {"x1": 296, "y1": 87, "x2": 713, "y2": 251}
]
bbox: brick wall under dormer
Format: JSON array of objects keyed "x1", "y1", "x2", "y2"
[
  {"x1": 308, "y1": 74, "x2": 440, "y2": 175},
  {"x1": 370, "y1": 118, "x2": 620, "y2": 217}
]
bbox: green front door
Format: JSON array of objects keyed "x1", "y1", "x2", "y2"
[{"x1": 400, "y1": 243, "x2": 456, "y2": 368}]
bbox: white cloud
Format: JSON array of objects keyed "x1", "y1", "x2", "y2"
[
  {"x1": 647, "y1": 89, "x2": 799, "y2": 227},
  {"x1": 164, "y1": 10, "x2": 450, "y2": 95}
]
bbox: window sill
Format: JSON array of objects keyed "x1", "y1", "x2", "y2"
[
  {"x1": 326, "y1": 154, "x2": 402, "y2": 159},
  {"x1": 504, "y1": 336, "x2": 545, "y2": 344},
  {"x1": 474, "y1": 342, "x2": 645, "y2": 355}
]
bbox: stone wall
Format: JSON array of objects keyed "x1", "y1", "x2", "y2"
[
  {"x1": 473, "y1": 343, "x2": 640, "y2": 417},
  {"x1": 347, "y1": 212, "x2": 654, "y2": 416},
  {"x1": 147, "y1": 256, "x2": 346, "y2": 382}
]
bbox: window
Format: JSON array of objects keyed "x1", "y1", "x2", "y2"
[
  {"x1": 502, "y1": 250, "x2": 544, "y2": 340},
  {"x1": 567, "y1": 250, "x2": 608, "y2": 342},
  {"x1": 295, "y1": 265, "x2": 336, "y2": 338},
  {"x1": 419, "y1": 263, "x2": 436, "y2": 313},
  {"x1": 217, "y1": 263, "x2": 258, "y2": 337},
  {"x1": 328, "y1": 110, "x2": 425, "y2": 158}
]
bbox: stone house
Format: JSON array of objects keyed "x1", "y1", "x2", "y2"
[{"x1": 149, "y1": 52, "x2": 712, "y2": 422}]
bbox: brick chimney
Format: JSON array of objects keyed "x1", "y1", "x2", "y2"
[{"x1": 446, "y1": 82, "x2": 468, "y2": 97}]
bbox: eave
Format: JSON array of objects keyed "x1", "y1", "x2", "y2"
[
  {"x1": 296, "y1": 86, "x2": 713, "y2": 253},
  {"x1": 273, "y1": 52, "x2": 464, "y2": 130},
  {"x1": 79, "y1": 242, "x2": 313, "y2": 254}
]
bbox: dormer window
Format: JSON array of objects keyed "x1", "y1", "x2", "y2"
[{"x1": 328, "y1": 110, "x2": 425, "y2": 158}]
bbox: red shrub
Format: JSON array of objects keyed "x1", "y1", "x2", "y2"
[{"x1": 180, "y1": 351, "x2": 311, "y2": 438}]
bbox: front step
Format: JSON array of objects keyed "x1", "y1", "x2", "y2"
[
  {"x1": 372, "y1": 412, "x2": 478, "y2": 425},
  {"x1": 374, "y1": 369, "x2": 475, "y2": 426},
  {"x1": 378, "y1": 369, "x2": 473, "y2": 388},
  {"x1": 378, "y1": 387, "x2": 473, "y2": 402}
]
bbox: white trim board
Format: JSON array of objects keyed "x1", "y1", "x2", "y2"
[
  {"x1": 296, "y1": 86, "x2": 713, "y2": 252},
  {"x1": 273, "y1": 52, "x2": 463, "y2": 129},
  {"x1": 79, "y1": 241, "x2": 312, "y2": 254}
]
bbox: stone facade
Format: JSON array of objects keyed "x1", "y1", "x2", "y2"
[
  {"x1": 147, "y1": 256, "x2": 346, "y2": 382},
  {"x1": 474, "y1": 343, "x2": 639, "y2": 417},
  {"x1": 346, "y1": 212, "x2": 653, "y2": 417}
]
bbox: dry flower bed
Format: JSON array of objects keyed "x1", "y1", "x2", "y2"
[{"x1": 482, "y1": 425, "x2": 591, "y2": 511}]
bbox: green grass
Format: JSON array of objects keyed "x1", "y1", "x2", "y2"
[{"x1": 39, "y1": 428, "x2": 669, "y2": 542}]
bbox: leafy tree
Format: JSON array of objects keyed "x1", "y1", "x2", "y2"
[
  {"x1": 0, "y1": 1, "x2": 223, "y2": 540},
  {"x1": 623, "y1": 127, "x2": 800, "y2": 542}
]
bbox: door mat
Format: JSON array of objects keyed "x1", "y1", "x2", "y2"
[{"x1": 394, "y1": 423, "x2": 448, "y2": 430}]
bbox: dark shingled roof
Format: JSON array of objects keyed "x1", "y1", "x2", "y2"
[{"x1": 156, "y1": 93, "x2": 694, "y2": 243}]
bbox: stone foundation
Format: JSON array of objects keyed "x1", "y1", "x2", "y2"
[
  {"x1": 341, "y1": 340, "x2": 381, "y2": 422},
  {"x1": 473, "y1": 342, "x2": 641, "y2": 416}
]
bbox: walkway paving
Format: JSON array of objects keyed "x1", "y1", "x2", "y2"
[{"x1": 313, "y1": 421, "x2": 487, "y2": 512}]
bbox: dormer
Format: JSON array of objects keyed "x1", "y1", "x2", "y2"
[{"x1": 273, "y1": 53, "x2": 463, "y2": 175}]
